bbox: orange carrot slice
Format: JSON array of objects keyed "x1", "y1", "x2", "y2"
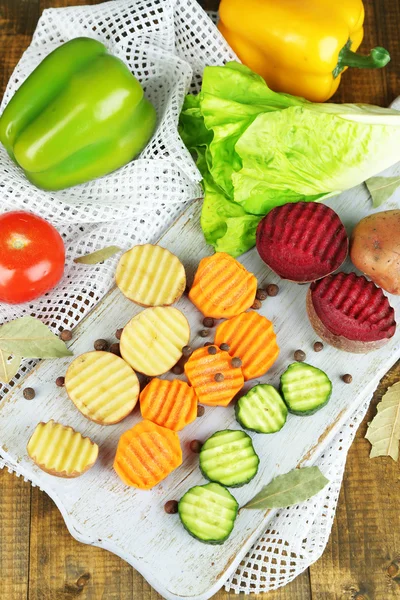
[
  {"x1": 114, "y1": 420, "x2": 182, "y2": 489},
  {"x1": 140, "y1": 378, "x2": 198, "y2": 431},
  {"x1": 188, "y1": 252, "x2": 257, "y2": 319},
  {"x1": 184, "y1": 346, "x2": 244, "y2": 407},
  {"x1": 214, "y1": 311, "x2": 279, "y2": 381}
]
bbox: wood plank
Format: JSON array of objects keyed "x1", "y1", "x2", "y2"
[
  {"x1": 130, "y1": 577, "x2": 313, "y2": 600},
  {"x1": 0, "y1": 0, "x2": 39, "y2": 95},
  {"x1": 131, "y1": 566, "x2": 311, "y2": 600},
  {"x1": 217, "y1": 571, "x2": 312, "y2": 600},
  {"x1": 1, "y1": 178, "x2": 398, "y2": 600},
  {"x1": 40, "y1": 0, "x2": 99, "y2": 8},
  {"x1": 2, "y1": 191, "x2": 370, "y2": 600},
  {"x1": 132, "y1": 571, "x2": 164, "y2": 600},
  {"x1": 310, "y1": 0, "x2": 400, "y2": 596},
  {"x1": 27, "y1": 501, "x2": 312, "y2": 600},
  {"x1": 0, "y1": 34, "x2": 35, "y2": 98},
  {"x1": 28, "y1": 486, "x2": 134, "y2": 600},
  {"x1": 0, "y1": 1, "x2": 399, "y2": 600},
  {"x1": 0, "y1": 0, "x2": 40, "y2": 35},
  {"x1": 309, "y1": 361, "x2": 400, "y2": 599},
  {"x1": 0, "y1": 469, "x2": 31, "y2": 600},
  {"x1": 330, "y1": 0, "x2": 400, "y2": 107}
]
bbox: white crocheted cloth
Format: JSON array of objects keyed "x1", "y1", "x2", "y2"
[{"x1": 0, "y1": 0, "x2": 374, "y2": 592}]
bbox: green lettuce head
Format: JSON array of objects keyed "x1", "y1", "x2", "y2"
[{"x1": 179, "y1": 62, "x2": 400, "y2": 257}]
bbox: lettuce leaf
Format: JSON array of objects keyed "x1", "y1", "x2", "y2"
[
  {"x1": 233, "y1": 105, "x2": 400, "y2": 214},
  {"x1": 200, "y1": 63, "x2": 305, "y2": 196},
  {"x1": 201, "y1": 172, "x2": 261, "y2": 256},
  {"x1": 179, "y1": 94, "x2": 212, "y2": 154},
  {"x1": 179, "y1": 62, "x2": 400, "y2": 256}
]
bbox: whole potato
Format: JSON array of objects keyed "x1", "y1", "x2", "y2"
[{"x1": 350, "y1": 210, "x2": 400, "y2": 295}]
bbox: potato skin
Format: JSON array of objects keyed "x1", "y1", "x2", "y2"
[{"x1": 350, "y1": 210, "x2": 400, "y2": 295}]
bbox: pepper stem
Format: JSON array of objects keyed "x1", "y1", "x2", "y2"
[{"x1": 333, "y1": 42, "x2": 390, "y2": 78}]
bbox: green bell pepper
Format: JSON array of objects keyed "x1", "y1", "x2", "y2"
[{"x1": 0, "y1": 37, "x2": 157, "y2": 190}]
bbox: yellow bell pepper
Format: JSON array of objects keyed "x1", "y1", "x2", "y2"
[{"x1": 218, "y1": 0, "x2": 390, "y2": 102}]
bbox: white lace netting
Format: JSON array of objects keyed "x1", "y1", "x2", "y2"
[{"x1": 0, "y1": 0, "x2": 372, "y2": 593}]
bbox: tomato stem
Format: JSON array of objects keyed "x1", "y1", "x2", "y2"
[{"x1": 9, "y1": 234, "x2": 30, "y2": 250}]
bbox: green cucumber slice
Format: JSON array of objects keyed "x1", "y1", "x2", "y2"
[
  {"x1": 199, "y1": 429, "x2": 259, "y2": 487},
  {"x1": 236, "y1": 384, "x2": 288, "y2": 433},
  {"x1": 178, "y1": 482, "x2": 238, "y2": 544},
  {"x1": 280, "y1": 362, "x2": 332, "y2": 415}
]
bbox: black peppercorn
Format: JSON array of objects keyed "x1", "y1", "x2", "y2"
[
  {"x1": 60, "y1": 329, "x2": 72, "y2": 341},
  {"x1": 203, "y1": 317, "x2": 215, "y2": 328},
  {"x1": 23, "y1": 387, "x2": 35, "y2": 400},
  {"x1": 164, "y1": 500, "x2": 179, "y2": 514},
  {"x1": 294, "y1": 349, "x2": 306, "y2": 362},
  {"x1": 190, "y1": 440, "x2": 203, "y2": 453},
  {"x1": 56, "y1": 376, "x2": 65, "y2": 387},
  {"x1": 109, "y1": 342, "x2": 121, "y2": 356},
  {"x1": 94, "y1": 339, "x2": 108, "y2": 351},
  {"x1": 266, "y1": 284, "x2": 279, "y2": 297}
]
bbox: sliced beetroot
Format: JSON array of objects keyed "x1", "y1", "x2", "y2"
[
  {"x1": 256, "y1": 202, "x2": 348, "y2": 282},
  {"x1": 307, "y1": 271, "x2": 396, "y2": 353}
]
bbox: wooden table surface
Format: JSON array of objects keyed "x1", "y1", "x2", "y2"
[{"x1": 0, "y1": 1, "x2": 400, "y2": 598}]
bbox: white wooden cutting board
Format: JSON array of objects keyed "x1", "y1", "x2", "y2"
[{"x1": 0, "y1": 180, "x2": 399, "y2": 600}]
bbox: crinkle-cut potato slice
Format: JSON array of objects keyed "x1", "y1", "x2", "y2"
[
  {"x1": 140, "y1": 378, "x2": 198, "y2": 431},
  {"x1": 65, "y1": 351, "x2": 139, "y2": 425},
  {"x1": 114, "y1": 420, "x2": 182, "y2": 489},
  {"x1": 116, "y1": 244, "x2": 186, "y2": 307},
  {"x1": 120, "y1": 307, "x2": 190, "y2": 376},
  {"x1": 184, "y1": 346, "x2": 244, "y2": 407},
  {"x1": 27, "y1": 420, "x2": 98, "y2": 478},
  {"x1": 189, "y1": 252, "x2": 257, "y2": 319}
]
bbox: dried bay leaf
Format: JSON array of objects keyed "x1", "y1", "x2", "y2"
[
  {"x1": 74, "y1": 246, "x2": 121, "y2": 264},
  {"x1": 0, "y1": 316, "x2": 72, "y2": 358},
  {"x1": 243, "y1": 466, "x2": 329, "y2": 509},
  {"x1": 0, "y1": 351, "x2": 21, "y2": 384},
  {"x1": 365, "y1": 381, "x2": 400, "y2": 461},
  {"x1": 365, "y1": 176, "x2": 400, "y2": 208}
]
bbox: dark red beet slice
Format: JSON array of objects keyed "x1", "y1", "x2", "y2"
[
  {"x1": 307, "y1": 272, "x2": 396, "y2": 353},
  {"x1": 256, "y1": 202, "x2": 348, "y2": 282}
]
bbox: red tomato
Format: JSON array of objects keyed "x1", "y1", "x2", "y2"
[{"x1": 0, "y1": 211, "x2": 65, "y2": 304}]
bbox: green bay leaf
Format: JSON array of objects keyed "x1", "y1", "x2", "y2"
[
  {"x1": 365, "y1": 176, "x2": 400, "y2": 208},
  {"x1": 365, "y1": 381, "x2": 400, "y2": 461},
  {"x1": 243, "y1": 466, "x2": 329, "y2": 509},
  {"x1": 74, "y1": 245, "x2": 121, "y2": 265},
  {"x1": 0, "y1": 316, "x2": 73, "y2": 358},
  {"x1": 0, "y1": 351, "x2": 21, "y2": 384}
]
